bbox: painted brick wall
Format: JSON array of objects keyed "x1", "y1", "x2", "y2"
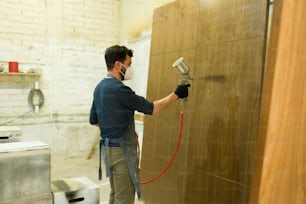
[{"x1": 0, "y1": 0, "x2": 120, "y2": 156}]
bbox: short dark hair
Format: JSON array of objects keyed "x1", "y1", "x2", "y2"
[{"x1": 104, "y1": 45, "x2": 133, "y2": 70}]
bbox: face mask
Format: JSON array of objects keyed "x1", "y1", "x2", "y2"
[{"x1": 119, "y1": 63, "x2": 134, "y2": 80}]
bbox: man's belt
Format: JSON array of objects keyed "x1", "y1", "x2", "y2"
[{"x1": 101, "y1": 139, "x2": 120, "y2": 147}]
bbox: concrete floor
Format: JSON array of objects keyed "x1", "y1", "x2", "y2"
[{"x1": 51, "y1": 154, "x2": 145, "y2": 204}]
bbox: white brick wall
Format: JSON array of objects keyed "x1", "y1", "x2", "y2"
[{"x1": 0, "y1": 0, "x2": 120, "y2": 156}]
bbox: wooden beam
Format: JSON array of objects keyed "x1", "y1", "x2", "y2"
[{"x1": 250, "y1": 0, "x2": 306, "y2": 203}]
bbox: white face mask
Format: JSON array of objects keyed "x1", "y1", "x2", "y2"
[{"x1": 119, "y1": 63, "x2": 134, "y2": 80}]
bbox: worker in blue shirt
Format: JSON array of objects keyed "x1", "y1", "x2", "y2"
[{"x1": 89, "y1": 45, "x2": 190, "y2": 204}]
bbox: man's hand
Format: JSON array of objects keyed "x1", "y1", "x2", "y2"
[{"x1": 174, "y1": 84, "x2": 191, "y2": 99}]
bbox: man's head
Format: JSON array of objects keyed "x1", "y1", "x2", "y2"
[{"x1": 105, "y1": 45, "x2": 133, "y2": 71}]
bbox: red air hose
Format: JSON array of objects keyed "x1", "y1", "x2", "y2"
[{"x1": 139, "y1": 112, "x2": 184, "y2": 185}]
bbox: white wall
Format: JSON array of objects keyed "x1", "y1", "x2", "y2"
[
  {"x1": 0, "y1": 0, "x2": 174, "y2": 157},
  {"x1": 0, "y1": 0, "x2": 120, "y2": 157},
  {"x1": 124, "y1": 31, "x2": 151, "y2": 97},
  {"x1": 120, "y1": 0, "x2": 175, "y2": 43}
]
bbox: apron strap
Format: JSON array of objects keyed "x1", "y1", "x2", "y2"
[
  {"x1": 104, "y1": 137, "x2": 111, "y2": 177},
  {"x1": 99, "y1": 139, "x2": 102, "y2": 180}
]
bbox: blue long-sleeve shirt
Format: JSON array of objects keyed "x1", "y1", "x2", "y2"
[{"x1": 90, "y1": 77, "x2": 154, "y2": 139}]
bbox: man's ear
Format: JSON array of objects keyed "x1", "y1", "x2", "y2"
[{"x1": 114, "y1": 61, "x2": 121, "y2": 70}]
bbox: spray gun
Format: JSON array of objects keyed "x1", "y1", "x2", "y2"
[
  {"x1": 140, "y1": 57, "x2": 192, "y2": 185},
  {"x1": 172, "y1": 57, "x2": 192, "y2": 103},
  {"x1": 141, "y1": 57, "x2": 192, "y2": 184}
]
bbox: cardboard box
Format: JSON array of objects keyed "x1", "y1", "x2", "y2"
[{"x1": 52, "y1": 177, "x2": 99, "y2": 204}]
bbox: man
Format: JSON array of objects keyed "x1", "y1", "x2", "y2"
[{"x1": 89, "y1": 45, "x2": 190, "y2": 204}]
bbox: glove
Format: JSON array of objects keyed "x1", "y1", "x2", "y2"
[{"x1": 175, "y1": 84, "x2": 191, "y2": 99}]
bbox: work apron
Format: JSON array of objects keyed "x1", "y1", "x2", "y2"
[{"x1": 100, "y1": 122, "x2": 141, "y2": 198}]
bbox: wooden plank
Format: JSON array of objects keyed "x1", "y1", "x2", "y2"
[
  {"x1": 250, "y1": 0, "x2": 306, "y2": 203},
  {"x1": 141, "y1": 1, "x2": 199, "y2": 201},
  {"x1": 141, "y1": 0, "x2": 268, "y2": 203}
]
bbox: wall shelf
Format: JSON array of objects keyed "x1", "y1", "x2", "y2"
[
  {"x1": 0, "y1": 72, "x2": 41, "y2": 87},
  {"x1": 0, "y1": 72, "x2": 41, "y2": 76}
]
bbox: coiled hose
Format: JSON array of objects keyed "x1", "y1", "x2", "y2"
[{"x1": 28, "y1": 88, "x2": 44, "y2": 111}]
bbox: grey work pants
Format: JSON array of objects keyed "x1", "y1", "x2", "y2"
[{"x1": 108, "y1": 147, "x2": 135, "y2": 204}]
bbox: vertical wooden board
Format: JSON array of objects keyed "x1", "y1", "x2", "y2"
[
  {"x1": 250, "y1": 1, "x2": 306, "y2": 203},
  {"x1": 183, "y1": 167, "x2": 244, "y2": 204},
  {"x1": 187, "y1": 25, "x2": 265, "y2": 204},
  {"x1": 144, "y1": 5, "x2": 198, "y2": 174},
  {"x1": 150, "y1": 0, "x2": 199, "y2": 56},
  {"x1": 198, "y1": 0, "x2": 267, "y2": 45},
  {"x1": 182, "y1": 0, "x2": 267, "y2": 202},
  {"x1": 141, "y1": 50, "x2": 196, "y2": 202},
  {"x1": 142, "y1": 0, "x2": 268, "y2": 203},
  {"x1": 187, "y1": 43, "x2": 240, "y2": 203}
]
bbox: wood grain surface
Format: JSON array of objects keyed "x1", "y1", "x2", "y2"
[
  {"x1": 250, "y1": 0, "x2": 306, "y2": 203},
  {"x1": 141, "y1": 0, "x2": 268, "y2": 203}
]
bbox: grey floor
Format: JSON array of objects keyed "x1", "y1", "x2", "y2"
[{"x1": 51, "y1": 154, "x2": 145, "y2": 204}]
